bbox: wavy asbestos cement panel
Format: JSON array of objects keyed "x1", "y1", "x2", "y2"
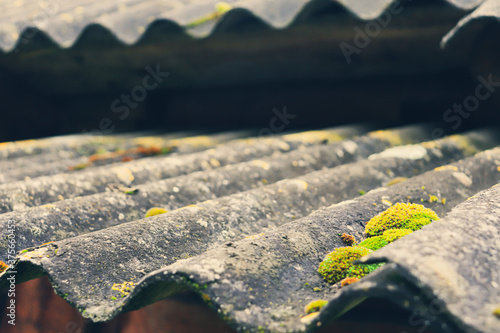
[
  {"x1": 0, "y1": 0, "x2": 485, "y2": 51},
  {"x1": 2, "y1": 137, "x2": 500, "y2": 332}
]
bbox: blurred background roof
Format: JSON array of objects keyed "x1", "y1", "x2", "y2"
[{"x1": 0, "y1": 0, "x2": 492, "y2": 50}]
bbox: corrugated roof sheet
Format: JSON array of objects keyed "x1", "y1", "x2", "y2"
[
  {"x1": 0, "y1": 0, "x2": 496, "y2": 51},
  {"x1": 0, "y1": 1, "x2": 499, "y2": 332},
  {"x1": 1, "y1": 125, "x2": 500, "y2": 332}
]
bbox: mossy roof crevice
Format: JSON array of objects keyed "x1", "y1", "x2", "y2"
[{"x1": 340, "y1": 183, "x2": 500, "y2": 333}]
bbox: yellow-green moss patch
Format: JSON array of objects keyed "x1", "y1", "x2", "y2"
[
  {"x1": 346, "y1": 263, "x2": 384, "y2": 279},
  {"x1": 318, "y1": 246, "x2": 372, "y2": 284},
  {"x1": 365, "y1": 203, "x2": 439, "y2": 236},
  {"x1": 145, "y1": 207, "x2": 168, "y2": 218},
  {"x1": 304, "y1": 299, "x2": 328, "y2": 314}
]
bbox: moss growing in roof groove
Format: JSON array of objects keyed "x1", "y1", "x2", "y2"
[
  {"x1": 382, "y1": 229, "x2": 413, "y2": 243},
  {"x1": 404, "y1": 217, "x2": 435, "y2": 231},
  {"x1": 358, "y1": 229, "x2": 413, "y2": 251},
  {"x1": 346, "y1": 263, "x2": 385, "y2": 279},
  {"x1": 358, "y1": 236, "x2": 388, "y2": 251},
  {"x1": 145, "y1": 207, "x2": 168, "y2": 218},
  {"x1": 365, "y1": 203, "x2": 439, "y2": 236},
  {"x1": 304, "y1": 299, "x2": 328, "y2": 314},
  {"x1": 111, "y1": 281, "x2": 134, "y2": 296},
  {"x1": 318, "y1": 246, "x2": 372, "y2": 284}
]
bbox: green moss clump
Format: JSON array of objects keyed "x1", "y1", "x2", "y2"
[
  {"x1": 404, "y1": 217, "x2": 434, "y2": 231},
  {"x1": 145, "y1": 207, "x2": 168, "y2": 218},
  {"x1": 318, "y1": 246, "x2": 372, "y2": 284},
  {"x1": 358, "y1": 236, "x2": 388, "y2": 251},
  {"x1": 358, "y1": 229, "x2": 413, "y2": 251},
  {"x1": 382, "y1": 229, "x2": 413, "y2": 243},
  {"x1": 365, "y1": 203, "x2": 439, "y2": 236},
  {"x1": 346, "y1": 263, "x2": 384, "y2": 279},
  {"x1": 304, "y1": 299, "x2": 328, "y2": 314}
]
